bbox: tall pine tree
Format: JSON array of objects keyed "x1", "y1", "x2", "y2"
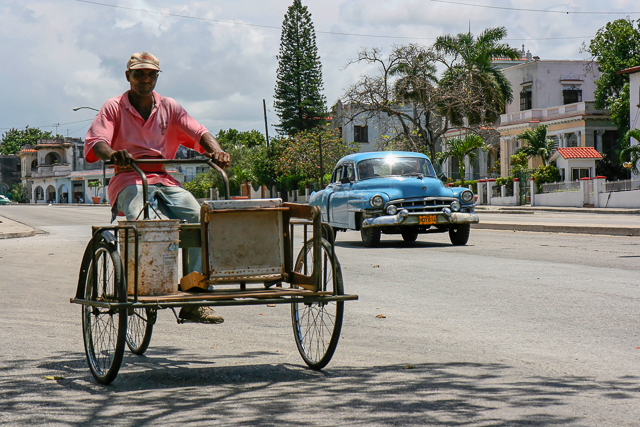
[{"x1": 274, "y1": 0, "x2": 327, "y2": 136}]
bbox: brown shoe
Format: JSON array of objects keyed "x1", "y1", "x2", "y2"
[{"x1": 179, "y1": 306, "x2": 224, "y2": 324}]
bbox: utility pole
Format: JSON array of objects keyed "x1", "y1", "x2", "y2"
[
  {"x1": 262, "y1": 99, "x2": 270, "y2": 148},
  {"x1": 319, "y1": 134, "x2": 324, "y2": 188}
]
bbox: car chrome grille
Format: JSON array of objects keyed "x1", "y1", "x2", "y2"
[{"x1": 388, "y1": 197, "x2": 456, "y2": 213}]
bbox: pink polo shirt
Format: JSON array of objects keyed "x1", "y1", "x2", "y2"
[{"x1": 84, "y1": 91, "x2": 207, "y2": 207}]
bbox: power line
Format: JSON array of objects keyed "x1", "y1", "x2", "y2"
[
  {"x1": 0, "y1": 119, "x2": 94, "y2": 131},
  {"x1": 75, "y1": 0, "x2": 597, "y2": 41},
  {"x1": 428, "y1": 0, "x2": 640, "y2": 15}
]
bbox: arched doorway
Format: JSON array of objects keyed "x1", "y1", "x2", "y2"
[
  {"x1": 35, "y1": 186, "x2": 44, "y2": 203},
  {"x1": 58, "y1": 184, "x2": 69, "y2": 203},
  {"x1": 46, "y1": 185, "x2": 56, "y2": 203},
  {"x1": 45, "y1": 152, "x2": 61, "y2": 165}
]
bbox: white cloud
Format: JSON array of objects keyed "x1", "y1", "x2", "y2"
[{"x1": 0, "y1": 0, "x2": 637, "y2": 138}]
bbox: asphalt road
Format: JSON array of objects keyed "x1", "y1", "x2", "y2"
[{"x1": 1, "y1": 205, "x2": 640, "y2": 426}]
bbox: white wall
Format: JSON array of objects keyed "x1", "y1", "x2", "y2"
[
  {"x1": 555, "y1": 157, "x2": 597, "y2": 182},
  {"x1": 534, "y1": 190, "x2": 583, "y2": 207},
  {"x1": 502, "y1": 60, "x2": 600, "y2": 114},
  {"x1": 597, "y1": 189, "x2": 640, "y2": 208},
  {"x1": 629, "y1": 71, "x2": 640, "y2": 181}
]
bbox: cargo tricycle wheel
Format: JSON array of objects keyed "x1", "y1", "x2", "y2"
[
  {"x1": 126, "y1": 307, "x2": 156, "y2": 355},
  {"x1": 292, "y1": 238, "x2": 344, "y2": 370},
  {"x1": 79, "y1": 237, "x2": 127, "y2": 385}
]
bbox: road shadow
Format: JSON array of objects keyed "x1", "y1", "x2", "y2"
[
  {"x1": 335, "y1": 239, "x2": 468, "y2": 250},
  {"x1": 2, "y1": 348, "x2": 639, "y2": 426}
]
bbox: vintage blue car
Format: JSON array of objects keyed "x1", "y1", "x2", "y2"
[{"x1": 309, "y1": 151, "x2": 479, "y2": 247}]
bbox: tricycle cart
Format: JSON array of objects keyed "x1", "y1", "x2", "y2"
[{"x1": 70, "y1": 159, "x2": 358, "y2": 384}]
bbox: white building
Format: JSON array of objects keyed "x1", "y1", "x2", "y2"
[
  {"x1": 548, "y1": 147, "x2": 602, "y2": 182},
  {"x1": 18, "y1": 138, "x2": 186, "y2": 204},
  {"x1": 618, "y1": 65, "x2": 640, "y2": 180},
  {"x1": 497, "y1": 59, "x2": 617, "y2": 177}
]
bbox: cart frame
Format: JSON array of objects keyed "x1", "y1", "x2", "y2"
[{"x1": 71, "y1": 159, "x2": 357, "y2": 384}]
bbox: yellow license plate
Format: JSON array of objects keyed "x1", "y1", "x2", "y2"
[{"x1": 418, "y1": 215, "x2": 437, "y2": 225}]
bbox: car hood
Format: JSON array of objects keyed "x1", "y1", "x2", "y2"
[{"x1": 355, "y1": 176, "x2": 454, "y2": 200}]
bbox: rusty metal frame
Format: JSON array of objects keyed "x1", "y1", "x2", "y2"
[{"x1": 71, "y1": 159, "x2": 356, "y2": 310}]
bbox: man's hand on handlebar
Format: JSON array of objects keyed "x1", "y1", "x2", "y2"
[
  {"x1": 204, "y1": 150, "x2": 231, "y2": 169},
  {"x1": 110, "y1": 149, "x2": 135, "y2": 167}
]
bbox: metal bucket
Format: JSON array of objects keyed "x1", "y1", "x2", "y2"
[{"x1": 119, "y1": 219, "x2": 180, "y2": 296}]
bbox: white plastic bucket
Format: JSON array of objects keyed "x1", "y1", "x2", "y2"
[{"x1": 118, "y1": 219, "x2": 180, "y2": 296}]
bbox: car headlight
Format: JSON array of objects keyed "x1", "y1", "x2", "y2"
[
  {"x1": 370, "y1": 194, "x2": 384, "y2": 208},
  {"x1": 450, "y1": 200, "x2": 461, "y2": 211},
  {"x1": 386, "y1": 204, "x2": 397, "y2": 215},
  {"x1": 460, "y1": 189, "x2": 474, "y2": 203}
]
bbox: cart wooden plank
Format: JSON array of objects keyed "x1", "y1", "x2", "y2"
[{"x1": 129, "y1": 287, "x2": 351, "y2": 303}]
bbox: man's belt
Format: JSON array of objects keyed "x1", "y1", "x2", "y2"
[{"x1": 115, "y1": 160, "x2": 167, "y2": 175}]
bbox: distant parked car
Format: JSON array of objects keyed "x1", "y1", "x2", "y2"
[
  {"x1": 309, "y1": 151, "x2": 479, "y2": 247},
  {"x1": 0, "y1": 195, "x2": 12, "y2": 205}
]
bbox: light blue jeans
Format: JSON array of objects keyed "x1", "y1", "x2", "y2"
[{"x1": 113, "y1": 184, "x2": 202, "y2": 274}]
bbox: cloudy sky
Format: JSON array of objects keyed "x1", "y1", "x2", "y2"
[{"x1": 1, "y1": 0, "x2": 638, "y2": 140}]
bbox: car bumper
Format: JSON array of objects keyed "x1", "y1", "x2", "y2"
[{"x1": 361, "y1": 208, "x2": 479, "y2": 228}]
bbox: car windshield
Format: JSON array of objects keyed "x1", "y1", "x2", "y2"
[{"x1": 357, "y1": 156, "x2": 436, "y2": 180}]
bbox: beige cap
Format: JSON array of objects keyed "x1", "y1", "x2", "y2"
[{"x1": 127, "y1": 52, "x2": 161, "y2": 71}]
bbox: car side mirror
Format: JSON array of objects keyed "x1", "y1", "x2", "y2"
[{"x1": 339, "y1": 177, "x2": 352, "y2": 184}]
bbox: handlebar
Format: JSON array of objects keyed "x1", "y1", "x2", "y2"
[{"x1": 106, "y1": 158, "x2": 230, "y2": 220}]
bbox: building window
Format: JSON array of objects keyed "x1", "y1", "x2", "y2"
[
  {"x1": 354, "y1": 125, "x2": 368, "y2": 143},
  {"x1": 563, "y1": 87, "x2": 582, "y2": 104},
  {"x1": 520, "y1": 89, "x2": 532, "y2": 111},
  {"x1": 571, "y1": 168, "x2": 590, "y2": 181}
]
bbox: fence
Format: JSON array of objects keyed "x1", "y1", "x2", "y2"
[
  {"x1": 540, "y1": 181, "x2": 580, "y2": 193},
  {"x1": 604, "y1": 179, "x2": 640, "y2": 193},
  {"x1": 477, "y1": 179, "x2": 520, "y2": 206}
]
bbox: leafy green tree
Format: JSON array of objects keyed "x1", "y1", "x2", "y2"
[
  {"x1": 215, "y1": 128, "x2": 265, "y2": 150},
  {"x1": 516, "y1": 125, "x2": 556, "y2": 166},
  {"x1": 620, "y1": 129, "x2": 640, "y2": 174},
  {"x1": 584, "y1": 18, "x2": 640, "y2": 139},
  {"x1": 212, "y1": 129, "x2": 266, "y2": 196},
  {"x1": 510, "y1": 151, "x2": 529, "y2": 171},
  {"x1": 434, "y1": 27, "x2": 520, "y2": 125},
  {"x1": 252, "y1": 140, "x2": 284, "y2": 188},
  {"x1": 531, "y1": 164, "x2": 561, "y2": 191},
  {"x1": 10, "y1": 183, "x2": 28, "y2": 203},
  {"x1": 276, "y1": 128, "x2": 357, "y2": 184},
  {"x1": 1, "y1": 126, "x2": 61, "y2": 155},
  {"x1": 183, "y1": 172, "x2": 214, "y2": 199},
  {"x1": 274, "y1": 0, "x2": 327, "y2": 135},
  {"x1": 342, "y1": 44, "x2": 455, "y2": 159},
  {"x1": 436, "y1": 134, "x2": 487, "y2": 187}
]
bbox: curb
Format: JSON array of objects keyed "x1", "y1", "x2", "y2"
[
  {"x1": 0, "y1": 230, "x2": 36, "y2": 239},
  {"x1": 473, "y1": 222, "x2": 640, "y2": 237},
  {"x1": 476, "y1": 206, "x2": 640, "y2": 215}
]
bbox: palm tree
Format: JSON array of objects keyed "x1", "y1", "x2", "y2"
[
  {"x1": 620, "y1": 129, "x2": 640, "y2": 174},
  {"x1": 438, "y1": 134, "x2": 487, "y2": 186},
  {"x1": 516, "y1": 125, "x2": 555, "y2": 166},
  {"x1": 434, "y1": 27, "x2": 520, "y2": 125}
]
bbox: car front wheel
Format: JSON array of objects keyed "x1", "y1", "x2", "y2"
[
  {"x1": 361, "y1": 227, "x2": 381, "y2": 247},
  {"x1": 449, "y1": 224, "x2": 470, "y2": 246}
]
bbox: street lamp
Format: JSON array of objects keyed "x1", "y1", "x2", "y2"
[{"x1": 73, "y1": 106, "x2": 99, "y2": 112}]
